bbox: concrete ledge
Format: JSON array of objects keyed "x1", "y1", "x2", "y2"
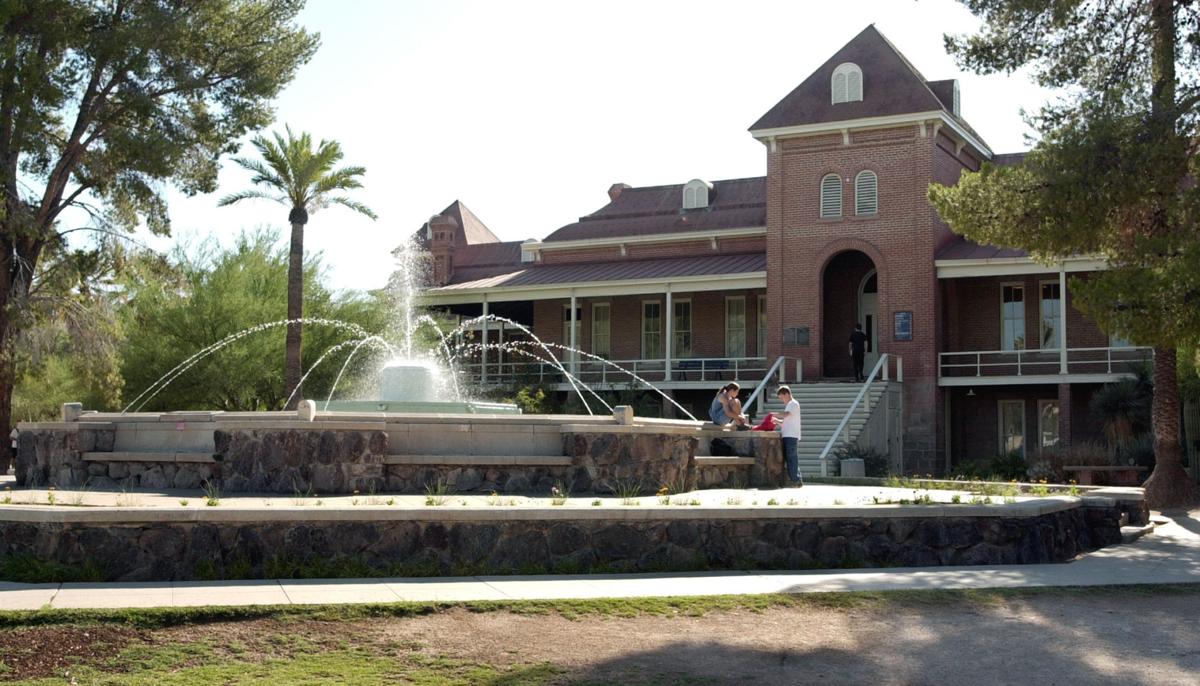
[
  {"x1": 82, "y1": 452, "x2": 218, "y2": 464},
  {"x1": 0, "y1": 497, "x2": 1082, "y2": 524},
  {"x1": 384, "y1": 454, "x2": 572, "y2": 467},
  {"x1": 559, "y1": 423, "x2": 703, "y2": 436},
  {"x1": 695, "y1": 457, "x2": 757, "y2": 467}
]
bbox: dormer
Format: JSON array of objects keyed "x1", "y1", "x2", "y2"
[
  {"x1": 831, "y1": 62, "x2": 863, "y2": 104},
  {"x1": 682, "y1": 179, "x2": 713, "y2": 210}
]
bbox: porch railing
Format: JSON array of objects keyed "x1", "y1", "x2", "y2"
[
  {"x1": 459, "y1": 356, "x2": 774, "y2": 387},
  {"x1": 938, "y1": 346, "x2": 1153, "y2": 378}
]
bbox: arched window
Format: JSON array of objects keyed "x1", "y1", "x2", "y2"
[
  {"x1": 855, "y1": 170, "x2": 878, "y2": 215},
  {"x1": 820, "y1": 174, "x2": 842, "y2": 219},
  {"x1": 831, "y1": 63, "x2": 863, "y2": 104},
  {"x1": 682, "y1": 179, "x2": 712, "y2": 209}
]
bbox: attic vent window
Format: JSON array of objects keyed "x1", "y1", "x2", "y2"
[
  {"x1": 820, "y1": 174, "x2": 842, "y2": 219},
  {"x1": 682, "y1": 179, "x2": 713, "y2": 210},
  {"x1": 831, "y1": 63, "x2": 863, "y2": 104},
  {"x1": 520, "y1": 238, "x2": 539, "y2": 263}
]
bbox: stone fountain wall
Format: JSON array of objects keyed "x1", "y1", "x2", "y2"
[
  {"x1": 15, "y1": 413, "x2": 780, "y2": 495},
  {"x1": 0, "y1": 502, "x2": 1124, "y2": 581}
]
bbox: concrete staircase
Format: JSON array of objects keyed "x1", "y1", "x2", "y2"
[{"x1": 756, "y1": 381, "x2": 891, "y2": 476}]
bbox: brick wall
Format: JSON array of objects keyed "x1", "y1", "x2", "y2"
[
  {"x1": 767, "y1": 123, "x2": 950, "y2": 472},
  {"x1": 942, "y1": 274, "x2": 1109, "y2": 353},
  {"x1": 526, "y1": 290, "x2": 766, "y2": 365}
]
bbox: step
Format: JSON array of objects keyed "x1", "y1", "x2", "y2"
[{"x1": 695, "y1": 456, "x2": 756, "y2": 467}]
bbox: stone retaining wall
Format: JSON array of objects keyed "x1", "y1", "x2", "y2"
[
  {"x1": 0, "y1": 502, "x2": 1123, "y2": 582},
  {"x1": 17, "y1": 423, "x2": 752, "y2": 495}
]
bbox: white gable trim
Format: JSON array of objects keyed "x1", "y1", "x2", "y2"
[
  {"x1": 751, "y1": 111, "x2": 993, "y2": 160},
  {"x1": 526, "y1": 226, "x2": 766, "y2": 254}
]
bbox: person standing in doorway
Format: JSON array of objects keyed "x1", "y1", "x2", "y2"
[
  {"x1": 775, "y1": 386, "x2": 802, "y2": 485},
  {"x1": 849, "y1": 323, "x2": 868, "y2": 382}
]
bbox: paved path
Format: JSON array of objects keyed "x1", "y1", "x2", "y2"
[{"x1": 3, "y1": 511, "x2": 1196, "y2": 611}]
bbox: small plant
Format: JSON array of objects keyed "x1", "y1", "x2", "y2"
[
  {"x1": 832, "y1": 498, "x2": 845, "y2": 506},
  {"x1": 656, "y1": 485, "x2": 671, "y2": 506},
  {"x1": 291, "y1": 480, "x2": 317, "y2": 506},
  {"x1": 487, "y1": 491, "x2": 502, "y2": 507},
  {"x1": 550, "y1": 481, "x2": 571, "y2": 506},
  {"x1": 46, "y1": 486, "x2": 56, "y2": 506},
  {"x1": 689, "y1": 498, "x2": 701, "y2": 506},
  {"x1": 1067, "y1": 480, "x2": 1080, "y2": 497},
  {"x1": 610, "y1": 477, "x2": 643, "y2": 506},
  {"x1": 786, "y1": 498, "x2": 798, "y2": 506},
  {"x1": 591, "y1": 499, "x2": 602, "y2": 507},
  {"x1": 951, "y1": 494, "x2": 961, "y2": 504},
  {"x1": 386, "y1": 497, "x2": 396, "y2": 506},
  {"x1": 1030, "y1": 479, "x2": 1051, "y2": 497},
  {"x1": 1003, "y1": 495, "x2": 1017, "y2": 504},
  {"x1": 725, "y1": 496, "x2": 743, "y2": 506},
  {"x1": 179, "y1": 499, "x2": 189, "y2": 507},
  {"x1": 201, "y1": 480, "x2": 221, "y2": 507},
  {"x1": 314, "y1": 498, "x2": 324, "y2": 506},
  {"x1": 767, "y1": 498, "x2": 780, "y2": 506},
  {"x1": 423, "y1": 478, "x2": 453, "y2": 506}
]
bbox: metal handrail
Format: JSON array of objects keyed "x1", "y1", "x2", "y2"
[
  {"x1": 817, "y1": 353, "x2": 890, "y2": 476},
  {"x1": 743, "y1": 356, "x2": 787, "y2": 413},
  {"x1": 938, "y1": 346, "x2": 1153, "y2": 377}
]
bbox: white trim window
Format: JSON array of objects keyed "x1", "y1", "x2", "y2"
[
  {"x1": 591, "y1": 303, "x2": 611, "y2": 358},
  {"x1": 682, "y1": 179, "x2": 712, "y2": 210},
  {"x1": 642, "y1": 301, "x2": 662, "y2": 359},
  {"x1": 820, "y1": 174, "x2": 842, "y2": 219},
  {"x1": 562, "y1": 305, "x2": 581, "y2": 365},
  {"x1": 757, "y1": 295, "x2": 768, "y2": 357},
  {"x1": 725, "y1": 296, "x2": 747, "y2": 358},
  {"x1": 999, "y1": 399, "x2": 1026, "y2": 457},
  {"x1": 1039, "y1": 282, "x2": 1061, "y2": 349},
  {"x1": 673, "y1": 299, "x2": 693, "y2": 358},
  {"x1": 831, "y1": 62, "x2": 863, "y2": 104},
  {"x1": 1001, "y1": 283, "x2": 1025, "y2": 351},
  {"x1": 855, "y1": 170, "x2": 878, "y2": 216},
  {"x1": 1038, "y1": 399, "x2": 1060, "y2": 452}
]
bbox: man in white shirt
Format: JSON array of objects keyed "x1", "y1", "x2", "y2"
[{"x1": 774, "y1": 386, "x2": 803, "y2": 486}]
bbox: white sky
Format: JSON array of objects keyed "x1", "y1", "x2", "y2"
[{"x1": 150, "y1": 0, "x2": 1050, "y2": 292}]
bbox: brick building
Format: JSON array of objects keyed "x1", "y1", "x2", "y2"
[{"x1": 417, "y1": 26, "x2": 1150, "y2": 475}]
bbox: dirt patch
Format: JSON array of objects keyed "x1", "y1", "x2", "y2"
[
  {"x1": 4, "y1": 592, "x2": 1200, "y2": 684},
  {"x1": 0, "y1": 625, "x2": 144, "y2": 681}
]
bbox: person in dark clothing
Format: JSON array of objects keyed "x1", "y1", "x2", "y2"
[{"x1": 849, "y1": 323, "x2": 868, "y2": 382}]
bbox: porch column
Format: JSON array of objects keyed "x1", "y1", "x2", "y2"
[
  {"x1": 498, "y1": 322, "x2": 504, "y2": 374},
  {"x1": 569, "y1": 290, "x2": 578, "y2": 377},
  {"x1": 1059, "y1": 264, "x2": 1068, "y2": 374},
  {"x1": 481, "y1": 296, "x2": 489, "y2": 384},
  {"x1": 1057, "y1": 382, "x2": 1073, "y2": 449},
  {"x1": 664, "y1": 284, "x2": 673, "y2": 381}
]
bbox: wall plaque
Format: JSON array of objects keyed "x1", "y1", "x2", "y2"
[
  {"x1": 783, "y1": 326, "x2": 810, "y2": 346},
  {"x1": 894, "y1": 311, "x2": 913, "y2": 341}
]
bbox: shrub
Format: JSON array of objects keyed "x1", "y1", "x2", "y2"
[
  {"x1": 1117, "y1": 433, "x2": 1156, "y2": 468},
  {"x1": 833, "y1": 443, "x2": 889, "y2": 477},
  {"x1": 988, "y1": 451, "x2": 1028, "y2": 481}
]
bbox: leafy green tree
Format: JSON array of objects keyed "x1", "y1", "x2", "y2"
[
  {"x1": 120, "y1": 230, "x2": 389, "y2": 412},
  {"x1": 929, "y1": 0, "x2": 1200, "y2": 508},
  {"x1": 219, "y1": 127, "x2": 376, "y2": 408},
  {"x1": 0, "y1": 1, "x2": 318, "y2": 434}
]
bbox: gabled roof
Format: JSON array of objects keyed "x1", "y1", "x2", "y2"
[
  {"x1": 751, "y1": 25, "x2": 958, "y2": 132},
  {"x1": 543, "y1": 177, "x2": 766, "y2": 242},
  {"x1": 415, "y1": 200, "x2": 501, "y2": 246},
  {"x1": 433, "y1": 253, "x2": 767, "y2": 291},
  {"x1": 936, "y1": 237, "x2": 1027, "y2": 261}
]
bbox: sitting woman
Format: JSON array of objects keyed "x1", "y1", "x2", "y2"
[{"x1": 709, "y1": 382, "x2": 749, "y2": 429}]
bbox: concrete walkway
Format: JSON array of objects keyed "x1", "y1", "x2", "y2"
[{"x1": 3, "y1": 511, "x2": 1197, "y2": 612}]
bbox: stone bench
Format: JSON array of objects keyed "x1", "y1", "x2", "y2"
[
  {"x1": 383, "y1": 454, "x2": 572, "y2": 466},
  {"x1": 1063, "y1": 465, "x2": 1148, "y2": 486}
]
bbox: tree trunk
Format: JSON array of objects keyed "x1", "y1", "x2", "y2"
[
  {"x1": 284, "y1": 220, "x2": 305, "y2": 410},
  {"x1": 1142, "y1": 347, "x2": 1197, "y2": 509}
]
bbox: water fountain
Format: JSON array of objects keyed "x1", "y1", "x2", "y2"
[{"x1": 322, "y1": 358, "x2": 519, "y2": 414}]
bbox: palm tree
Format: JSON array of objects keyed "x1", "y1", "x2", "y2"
[{"x1": 219, "y1": 126, "x2": 376, "y2": 408}]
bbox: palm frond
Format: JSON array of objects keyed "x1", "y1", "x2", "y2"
[
  {"x1": 325, "y1": 196, "x2": 378, "y2": 220},
  {"x1": 312, "y1": 166, "x2": 367, "y2": 194},
  {"x1": 217, "y1": 189, "x2": 286, "y2": 207}
]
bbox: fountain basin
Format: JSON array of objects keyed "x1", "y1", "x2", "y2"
[{"x1": 322, "y1": 399, "x2": 521, "y2": 414}]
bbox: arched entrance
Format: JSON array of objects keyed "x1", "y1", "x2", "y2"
[{"x1": 822, "y1": 250, "x2": 878, "y2": 379}]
